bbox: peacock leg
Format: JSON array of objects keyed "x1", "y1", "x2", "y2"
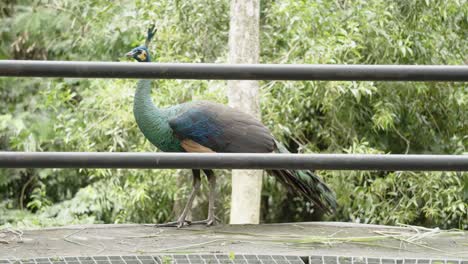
[
  {"x1": 156, "y1": 169, "x2": 201, "y2": 228},
  {"x1": 191, "y1": 169, "x2": 217, "y2": 226}
]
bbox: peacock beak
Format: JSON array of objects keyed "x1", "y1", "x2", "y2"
[{"x1": 125, "y1": 51, "x2": 135, "y2": 58}]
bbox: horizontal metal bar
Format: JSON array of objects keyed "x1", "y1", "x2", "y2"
[
  {"x1": 1, "y1": 60, "x2": 467, "y2": 81},
  {"x1": 0, "y1": 152, "x2": 467, "y2": 171}
]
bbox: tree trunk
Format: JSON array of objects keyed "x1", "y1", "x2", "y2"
[{"x1": 228, "y1": 0, "x2": 262, "y2": 224}]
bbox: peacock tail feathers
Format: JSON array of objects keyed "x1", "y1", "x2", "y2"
[{"x1": 268, "y1": 140, "x2": 337, "y2": 214}]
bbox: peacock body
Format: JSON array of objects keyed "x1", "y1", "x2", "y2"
[{"x1": 134, "y1": 79, "x2": 276, "y2": 154}]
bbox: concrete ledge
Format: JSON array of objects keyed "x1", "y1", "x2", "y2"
[{"x1": 0, "y1": 222, "x2": 466, "y2": 259}]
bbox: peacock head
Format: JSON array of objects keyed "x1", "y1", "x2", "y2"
[
  {"x1": 126, "y1": 25, "x2": 157, "y2": 63},
  {"x1": 126, "y1": 46, "x2": 151, "y2": 62}
]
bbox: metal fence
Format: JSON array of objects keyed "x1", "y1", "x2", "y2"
[
  {"x1": 1, "y1": 61, "x2": 467, "y2": 171},
  {"x1": 0, "y1": 152, "x2": 467, "y2": 171},
  {"x1": 1, "y1": 60, "x2": 468, "y2": 81}
]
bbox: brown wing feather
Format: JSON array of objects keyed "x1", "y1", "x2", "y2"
[{"x1": 181, "y1": 139, "x2": 216, "y2": 153}]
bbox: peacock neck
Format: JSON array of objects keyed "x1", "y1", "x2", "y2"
[
  {"x1": 133, "y1": 79, "x2": 167, "y2": 145},
  {"x1": 134, "y1": 79, "x2": 159, "y2": 113},
  {"x1": 133, "y1": 78, "x2": 184, "y2": 152},
  {"x1": 133, "y1": 57, "x2": 157, "y2": 114}
]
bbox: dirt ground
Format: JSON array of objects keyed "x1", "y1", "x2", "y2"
[{"x1": 0, "y1": 222, "x2": 466, "y2": 259}]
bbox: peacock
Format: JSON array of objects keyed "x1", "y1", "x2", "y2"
[{"x1": 125, "y1": 26, "x2": 337, "y2": 227}]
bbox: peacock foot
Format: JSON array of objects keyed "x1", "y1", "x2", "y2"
[
  {"x1": 189, "y1": 216, "x2": 219, "y2": 227},
  {"x1": 155, "y1": 219, "x2": 192, "y2": 228}
]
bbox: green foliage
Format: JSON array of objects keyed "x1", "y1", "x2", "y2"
[
  {"x1": 259, "y1": 0, "x2": 467, "y2": 229},
  {"x1": 323, "y1": 142, "x2": 466, "y2": 228},
  {"x1": 0, "y1": 0, "x2": 467, "y2": 229}
]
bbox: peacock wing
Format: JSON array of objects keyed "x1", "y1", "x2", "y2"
[{"x1": 168, "y1": 101, "x2": 275, "y2": 153}]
